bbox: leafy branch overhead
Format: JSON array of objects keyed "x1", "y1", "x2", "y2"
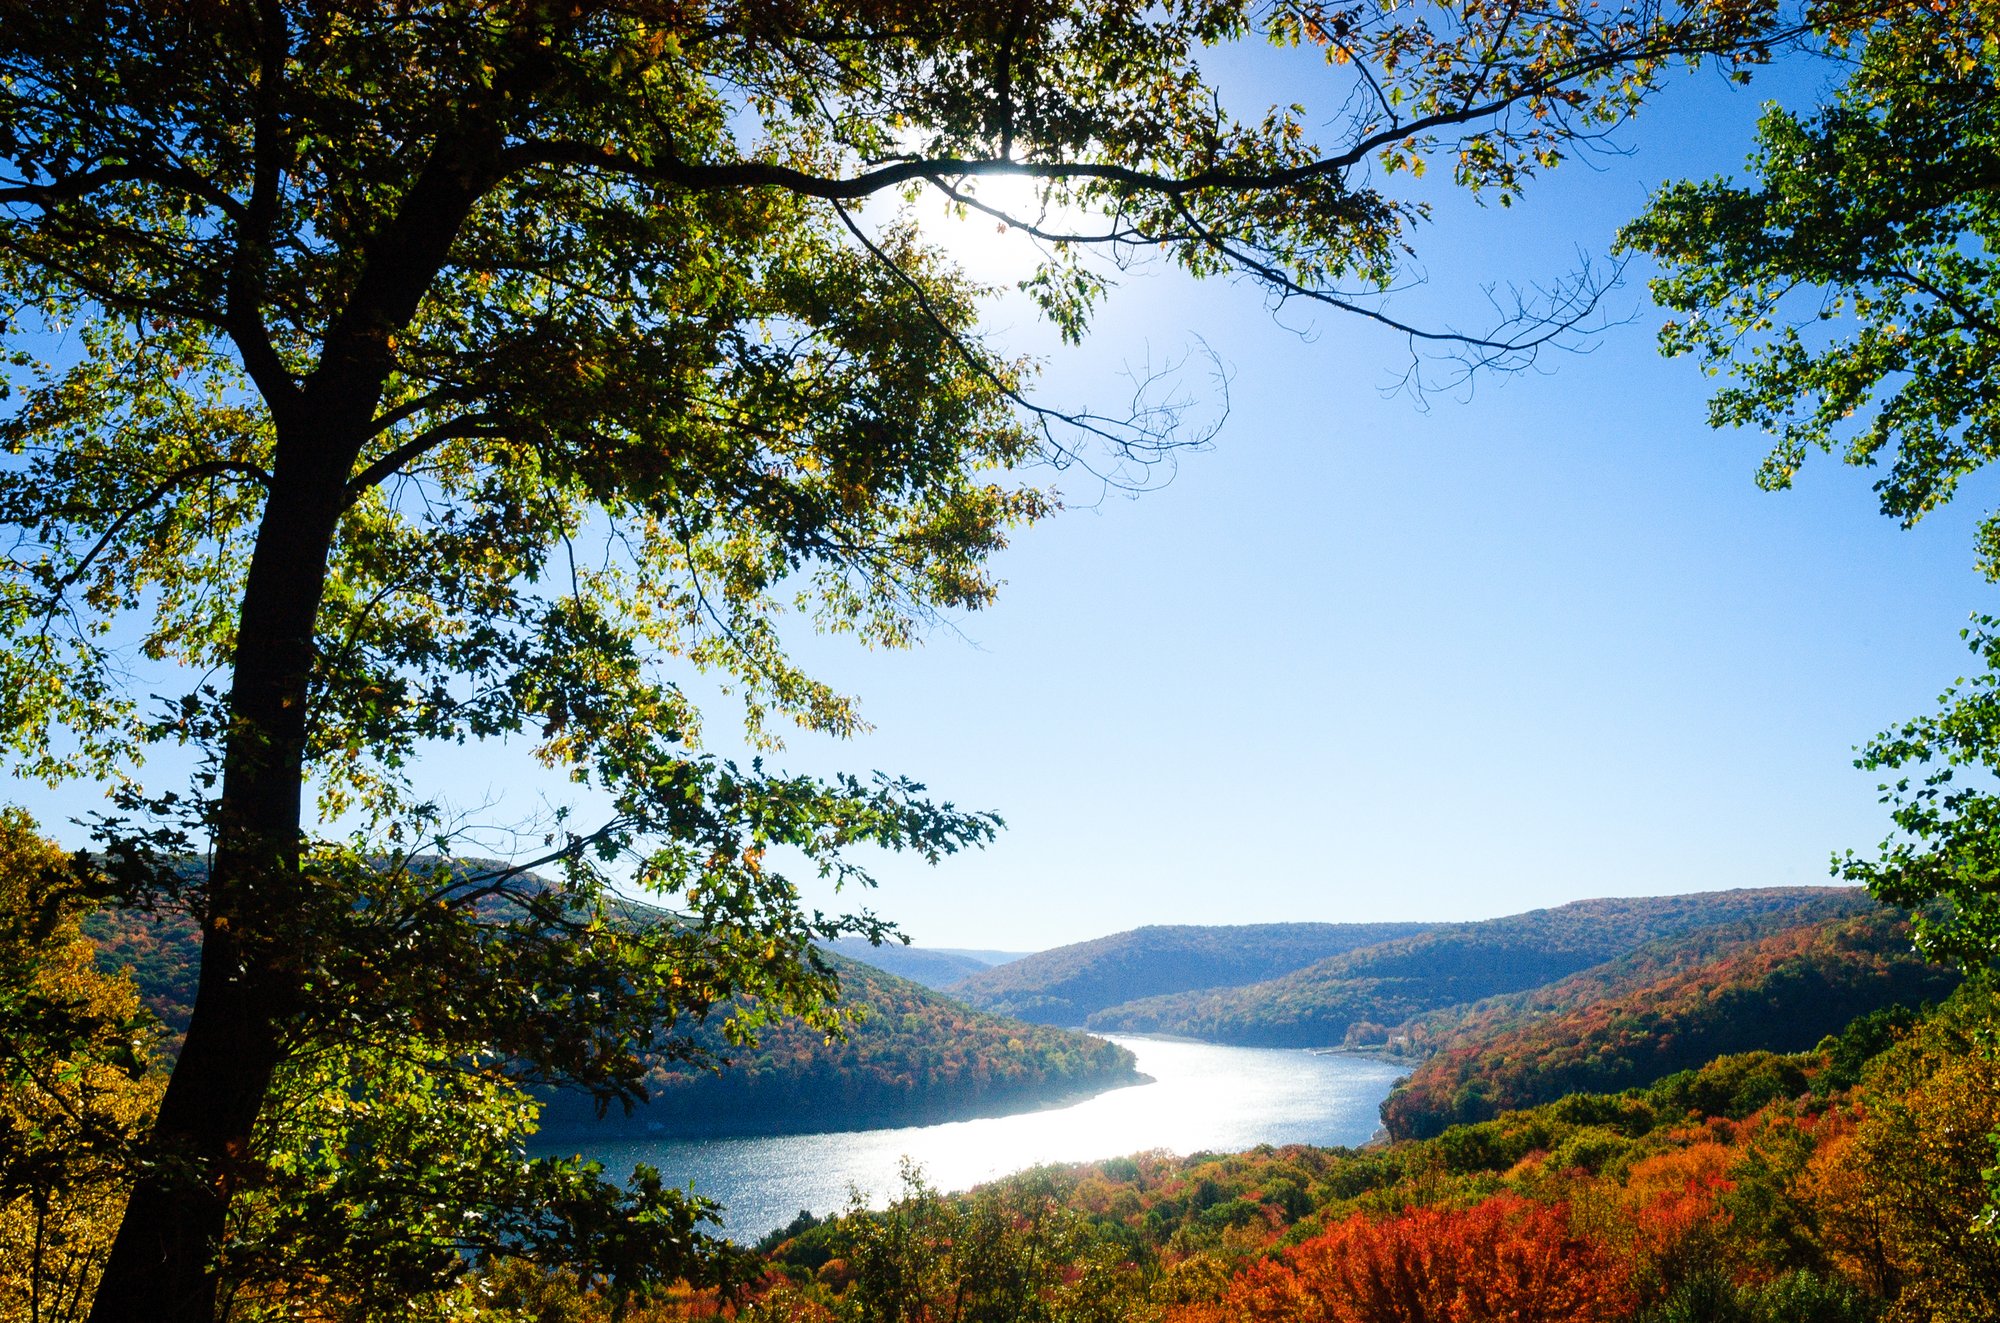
[
  {"x1": 1624, "y1": 4, "x2": 2000, "y2": 967},
  {"x1": 1624, "y1": 2, "x2": 2000, "y2": 574},
  {"x1": 0, "y1": 2, "x2": 1847, "y2": 1317}
]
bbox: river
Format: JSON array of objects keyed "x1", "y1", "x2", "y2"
[{"x1": 534, "y1": 1035, "x2": 1408, "y2": 1239}]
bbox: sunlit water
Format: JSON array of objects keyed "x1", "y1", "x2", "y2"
[{"x1": 532, "y1": 1036, "x2": 1407, "y2": 1239}]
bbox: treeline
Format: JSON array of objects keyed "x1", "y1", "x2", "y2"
[
  {"x1": 539, "y1": 954, "x2": 1140, "y2": 1136},
  {"x1": 1379, "y1": 902, "x2": 1886, "y2": 1058},
  {"x1": 1379, "y1": 906, "x2": 1958, "y2": 1138},
  {"x1": 1085, "y1": 889, "x2": 1858, "y2": 1045},
  {"x1": 485, "y1": 978, "x2": 2000, "y2": 1322},
  {"x1": 951, "y1": 921, "x2": 1434, "y2": 1026}
]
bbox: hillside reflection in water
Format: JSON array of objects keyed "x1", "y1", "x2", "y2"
[{"x1": 536, "y1": 1035, "x2": 1407, "y2": 1239}]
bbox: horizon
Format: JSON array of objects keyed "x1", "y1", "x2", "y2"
[{"x1": 834, "y1": 878, "x2": 1868, "y2": 959}]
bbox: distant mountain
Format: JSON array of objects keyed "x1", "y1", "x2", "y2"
[
  {"x1": 936, "y1": 948, "x2": 1027, "y2": 966},
  {"x1": 951, "y1": 922, "x2": 1436, "y2": 1026},
  {"x1": 1084, "y1": 888, "x2": 1861, "y2": 1045},
  {"x1": 821, "y1": 937, "x2": 1028, "y2": 991},
  {"x1": 1378, "y1": 901, "x2": 1956, "y2": 1138},
  {"x1": 542, "y1": 951, "x2": 1140, "y2": 1136},
  {"x1": 1374, "y1": 895, "x2": 1871, "y2": 1058}
]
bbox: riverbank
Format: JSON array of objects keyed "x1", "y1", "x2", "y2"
[
  {"x1": 535, "y1": 1064, "x2": 1152, "y2": 1141},
  {"x1": 532, "y1": 1036, "x2": 1406, "y2": 1238}
]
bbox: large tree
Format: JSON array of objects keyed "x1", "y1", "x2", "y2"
[
  {"x1": 0, "y1": 2, "x2": 1802, "y2": 1318},
  {"x1": 1621, "y1": 3, "x2": 2000, "y2": 964}
]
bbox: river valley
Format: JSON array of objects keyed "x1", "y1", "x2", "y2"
[{"x1": 534, "y1": 1035, "x2": 1408, "y2": 1239}]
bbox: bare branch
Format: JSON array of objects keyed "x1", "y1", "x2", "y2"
[{"x1": 830, "y1": 202, "x2": 1213, "y2": 478}]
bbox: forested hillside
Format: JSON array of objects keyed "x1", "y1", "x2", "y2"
[
  {"x1": 1085, "y1": 889, "x2": 1854, "y2": 1045},
  {"x1": 80, "y1": 905, "x2": 201, "y2": 1047},
  {"x1": 952, "y1": 921, "x2": 1434, "y2": 1025},
  {"x1": 1378, "y1": 896, "x2": 1879, "y2": 1058},
  {"x1": 85, "y1": 904, "x2": 1136, "y2": 1138},
  {"x1": 1379, "y1": 904, "x2": 1958, "y2": 1138},
  {"x1": 541, "y1": 953, "x2": 1139, "y2": 1136}
]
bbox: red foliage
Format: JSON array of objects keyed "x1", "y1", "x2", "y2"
[
  {"x1": 1180, "y1": 1195, "x2": 1634, "y2": 1323},
  {"x1": 1381, "y1": 908, "x2": 1955, "y2": 1138}
]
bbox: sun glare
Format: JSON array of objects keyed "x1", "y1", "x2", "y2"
[{"x1": 915, "y1": 171, "x2": 1089, "y2": 284}]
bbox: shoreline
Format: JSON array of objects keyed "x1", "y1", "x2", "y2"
[{"x1": 532, "y1": 1066, "x2": 1152, "y2": 1144}]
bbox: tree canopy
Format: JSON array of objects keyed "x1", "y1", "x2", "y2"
[
  {"x1": 0, "y1": 1, "x2": 1810, "y2": 1317},
  {"x1": 1622, "y1": 3, "x2": 2000, "y2": 965}
]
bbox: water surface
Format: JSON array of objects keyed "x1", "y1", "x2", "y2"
[{"x1": 535, "y1": 1035, "x2": 1406, "y2": 1238}]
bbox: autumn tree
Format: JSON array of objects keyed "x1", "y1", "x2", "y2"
[
  {"x1": 819, "y1": 1163, "x2": 1131, "y2": 1323},
  {"x1": 0, "y1": 2, "x2": 1815, "y2": 1318},
  {"x1": 1169, "y1": 1195, "x2": 1635, "y2": 1323},
  {"x1": 0, "y1": 813, "x2": 161, "y2": 1323},
  {"x1": 1804, "y1": 981, "x2": 2000, "y2": 1321}
]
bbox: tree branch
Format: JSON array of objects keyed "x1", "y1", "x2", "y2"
[
  {"x1": 0, "y1": 160, "x2": 246, "y2": 225},
  {"x1": 1169, "y1": 200, "x2": 1623, "y2": 360},
  {"x1": 830, "y1": 202, "x2": 1214, "y2": 475},
  {"x1": 58, "y1": 461, "x2": 273, "y2": 591},
  {"x1": 505, "y1": 25, "x2": 1784, "y2": 205},
  {"x1": 222, "y1": 0, "x2": 303, "y2": 415},
  {"x1": 344, "y1": 413, "x2": 516, "y2": 501}
]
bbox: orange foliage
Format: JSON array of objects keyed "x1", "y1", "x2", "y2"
[
  {"x1": 1381, "y1": 906, "x2": 1954, "y2": 1138},
  {"x1": 1620, "y1": 1142, "x2": 1735, "y2": 1212},
  {"x1": 1169, "y1": 1195, "x2": 1634, "y2": 1323},
  {"x1": 1801, "y1": 1128, "x2": 1899, "y2": 1297}
]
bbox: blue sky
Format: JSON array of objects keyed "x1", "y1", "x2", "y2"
[
  {"x1": 742, "y1": 52, "x2": 1995, "y2": 950},
  {"x1": 13, "y1": 45, "x2": 1990, "y2": 952}
]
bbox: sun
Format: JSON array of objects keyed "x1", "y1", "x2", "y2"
[{"x1": 915, "y1": 171, "x2": 1084, "y2": 284}]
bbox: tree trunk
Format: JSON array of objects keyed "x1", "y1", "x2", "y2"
[
  {"x1": 86, "y1": 458, "x2": 350, "y2": 1323},
  {"x1": 85, "y1": 93, "x2": 513, "y2": 1317}
]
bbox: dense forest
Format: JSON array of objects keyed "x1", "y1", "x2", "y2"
[
  {"x1": 1376, "y1": 897, "x2": 1885, "y2": 1058},
  {"x1": 538, "y1": 953, "x2": 1140, "y2": 1137},
  {"x1": 1085, "y1": 890, "x2": 1853, "y2": 1046},
  {"x1": 83, "y1": 901, "x2": 1137, "y2": 1139},
  {"x1": 1378, "y1": 906, "x2": 1960, "y2": 1138},
  {"x1": 474, "y1": 976, "x2": 2000, "y2": 1323},
  {"x1": 950, "y1": 922, "x2": 1434, "y2": 1025}
]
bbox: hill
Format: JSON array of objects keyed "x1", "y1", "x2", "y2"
[
  {"x1": 83, "y1": 900, "x2": 1137, "y2": 1138},
  {"x1": 82, "y1": 903, "x2": 202, "y2": 1046},
  {"x1": 951, "y1": 921, "x2": 1435, "y2": 1026},
  {"x1": 1084, "y1": 888, "x2": 1861, "y2": 1045},
  {"x1": 1377, "y1": 902, "x2": 1957, "y2": 1138},
  {"x1": 540, "y1": 951, "x2": 1140, "y2": 1137},
  {"x1": 820, "y1": 937, "x2": 1026, "y2": 990}
]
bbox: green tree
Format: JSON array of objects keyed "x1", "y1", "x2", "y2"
[
  {"x1": 821, "y1": 1162, "x2": 1131, "y2": 1323},
  {"x1": 1621, "y1": 4, "x2": 2000, "y2": 964},
  {"x1": 0, "y1": 3, "x2": 1796, "y2": 1318}
]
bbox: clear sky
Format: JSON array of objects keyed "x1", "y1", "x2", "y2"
[
  {"x1": 13, "y1": 46, "x2": 1991, "y2": 952},
  {"x1": 754, "y1": 51, "x2": 1996, "y2": 951}
]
